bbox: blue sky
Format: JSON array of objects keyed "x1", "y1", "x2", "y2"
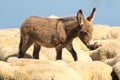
[{"x1": 0, "y1": 0, "x2": 120, "y2": 29}]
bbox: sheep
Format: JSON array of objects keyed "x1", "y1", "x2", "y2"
[
  {"x1": 68, "y1": 61, "x2": 113, "y2": 80},
  {"x1": 113, "y1": 62, "x2": 120, "y2": 80},
  {"x1": 88, "y1": 39, "x2": 120, "y2": 61},
  {"x1": 0, "y1": 59, "x2": 83, "y2": 80}
]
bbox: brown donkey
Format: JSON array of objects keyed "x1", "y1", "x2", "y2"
[{"x1": 18, "y1": 8, "x2": 96, "y2": 61}]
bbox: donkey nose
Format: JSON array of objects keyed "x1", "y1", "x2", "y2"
[
  {"x1": 86, "y1": 40, "x2": 94, "y2": 49},
  {"x1": 86, "y1": 40, "x2": 99, "y2": 50}
]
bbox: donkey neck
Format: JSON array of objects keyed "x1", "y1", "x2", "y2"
[
  {"x1": 66, "y1": 25, "x2": 81, "y2": 40},
  {"x1": 60, "y1": 16, "x2": 81, "y2": 42}
]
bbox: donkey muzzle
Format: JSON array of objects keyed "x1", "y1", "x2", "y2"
[{"x1": 86, "y1": 40, "x2": 99, "y2": 50}]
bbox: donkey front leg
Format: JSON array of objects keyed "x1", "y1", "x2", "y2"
[
  {"x1": 55, "y1": 46, "x2": 62, "y2": 60},
  {"x1": 33, "y1": 43, "x2": 41, "y2": 59},
  {"x1": 66, "y1": 43, "x2": 78, "y2": 61}
]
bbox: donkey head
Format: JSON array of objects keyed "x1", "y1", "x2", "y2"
[{"x1": 77, "y1": 8, "x2": 96, "y2": 48}]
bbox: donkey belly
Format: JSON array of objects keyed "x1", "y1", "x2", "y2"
[
  {"x1": 36, "y1": 35, "x2": 57, "y2": 48},
  {"x1": 34, "y1": 28, "x2": 58, "y2": 48},
  {"x1": 37, "y1": 41, "x2": 56, "y2": 48}
]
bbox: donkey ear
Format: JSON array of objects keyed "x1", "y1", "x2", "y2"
[
  {"x1": 77, "y1": 9, "x2": 84, "y2": 24},
  {"x1": 87, "y1": 8, "x2": 96, "y2": 22}
]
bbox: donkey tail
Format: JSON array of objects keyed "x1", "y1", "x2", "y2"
[
  {"x1": 18, "y1": 34, "x2": 23, "y2": 58},
  {"x1": 19, "y1": 35, "x2": 23, "y2": 50}
]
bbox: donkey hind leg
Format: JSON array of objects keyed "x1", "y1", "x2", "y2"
[
  {"x1": 33, "y1": 43, "x2": 41, "y2": 59},
  {"x1": 18, "y1": 36, "x2": 32, "y2": 58},
  {"x1": 66, "y1": 43, "x2": 78, "y2": 61},
  {"x1": 55, "y1": 46, "x2": 62, "y2": 60}
]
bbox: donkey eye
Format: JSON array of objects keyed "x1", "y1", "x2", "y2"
[
  {"x1": 83, "y1": 30, "x2": 88, "y2": 33},
  {"x1": 86, "y1": 31, "x2": 89, "y2": 33}
]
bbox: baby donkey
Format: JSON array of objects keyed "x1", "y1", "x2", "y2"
[{"x1": 18, "y1": 8, "x2": 96, "y2": 61}]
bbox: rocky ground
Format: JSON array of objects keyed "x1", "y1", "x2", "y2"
[{"x1": 0, "y1": 24, "x2": 120, "y2": 80}]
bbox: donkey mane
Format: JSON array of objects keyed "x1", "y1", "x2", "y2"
[{"x1": 59, "y1": 15, "x2": 76, "y2": 22}]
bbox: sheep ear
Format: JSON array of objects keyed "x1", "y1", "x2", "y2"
[
  {"x1": 77, "y1": 9, "x2": 84, "y2": 24},
  {"x1": 87, "y1": 8, "x2": 96, "y2": 22}
]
